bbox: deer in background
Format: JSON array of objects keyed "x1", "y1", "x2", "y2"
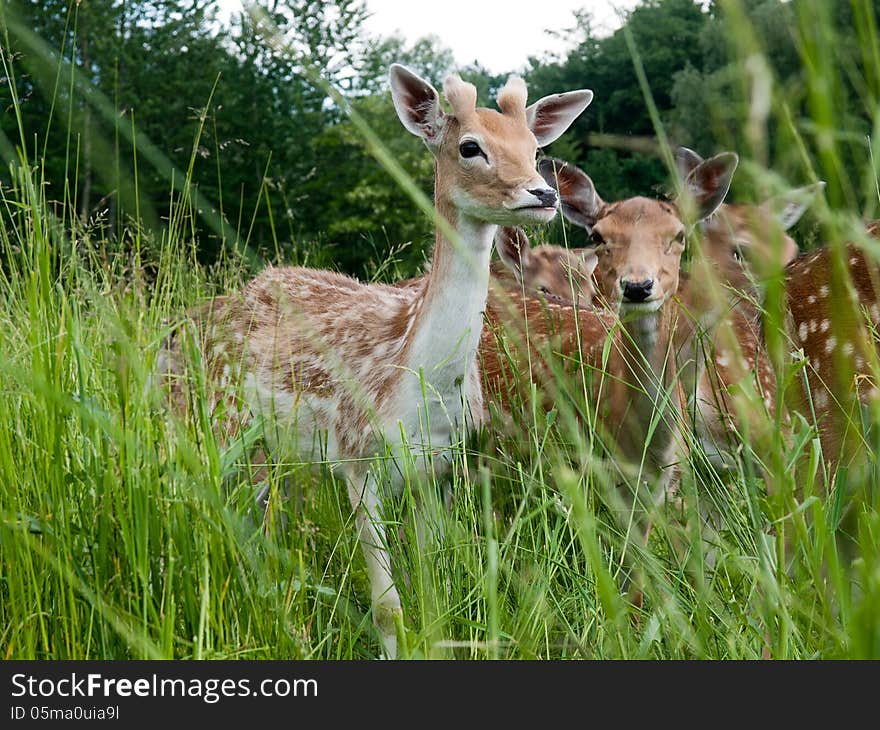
[
  {"x1": 782, "y1": 226, "x2": 880, "y2": 468},
  {"x1": 674, "y1": 147, "x2": 824, "y2": 470},
  {"x1": 160, "y1": 65, "x2": 592, "y2": 658},
  {"x1": 492, "y1": 226, "x2": 597, "y2": 304},
  {"x1": 480, "y1": 153, "x2": 738, "y2": 525}
]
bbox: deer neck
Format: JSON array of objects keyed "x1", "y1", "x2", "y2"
[
  {"x1": 613, "y1": 297, "x2": 680, "y2": 469},
  {"x1": 620, "y1": 299, "x2": 676, "y2": 381},
  {"x1": 402, "y1": 193, "x2": 495, "y2": 395},
  {"x1": 621, "y1": 297, "x2": 677, "y2": 402}
]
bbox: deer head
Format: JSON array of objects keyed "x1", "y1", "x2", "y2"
[
  {"x1": 538, "y1": 154, "x2": 738, "y2": 314},
  {"x1": 390, "y1": 65, "x2": 593, "y2": 230},
  {"x1": 493, "y1": 226, "x2": 598, "y2": 303}
]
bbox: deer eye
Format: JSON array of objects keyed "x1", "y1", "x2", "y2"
[
  {"x1": 673, "y1": 230, "x2": 685, "y2": 245},
  {"x1": 590, "y1": 230, "x2": 605, "y2": 246},
  {"x1": 538, "y1": 285, "x2": 551, "y2": 295},
  {"x1": 459, "y1": 140, "x2": 484, "y2": 159}
]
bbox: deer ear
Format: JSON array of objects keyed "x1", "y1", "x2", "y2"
[
  {"x1": 763, "y1": 182, "x2": 825, "y2": 230},
  {"x1": 390, "y1": 64, "x2": 445, "y2": 147},
  {"x1": 676, "y1": 147, "x2": 704, "y2": 182},
  {"x1": 526, "y1": 90, "x2": 593, "y2": 147},
  {"x1": 684, "y1": 152, "x2": 739, "y2": 221},
  {"x1": 538, "y1": 158, "x2": 604, "y2": 229},
  {"x1": 495, "y1": 227, "x2": 531, "y2": 279},
  {"x1": 579, "y1": 248, "x2": 599, "y2": 278}
]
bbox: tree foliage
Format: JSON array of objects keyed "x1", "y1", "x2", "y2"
[{"x1": 2, "y1": 0, "x2": 879, "y2": 274}]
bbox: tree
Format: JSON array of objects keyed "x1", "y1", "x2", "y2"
[
  {"x1": 525, "y1": 0, "x2": 709, "y2": 209},
  {"x1": 1, "y1": 0, "x2": 372, "y2": 265},
  {"x1": 670, "y1": 0, "x2": 877, "y2": 210}
]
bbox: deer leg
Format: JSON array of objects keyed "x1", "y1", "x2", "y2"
[{"x1": 346, "y1": 467, "x2": 401, "y2": 659}]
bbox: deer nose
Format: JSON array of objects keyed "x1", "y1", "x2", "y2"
[
  {"x1": 528, "y1": 187, "x2": 557, "y2": 208},
  {"x1": 621, "y1": 279, "x2": 654, "y2": 303}
]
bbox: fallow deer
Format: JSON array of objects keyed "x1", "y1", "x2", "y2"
[
  {"x1": 492, "y1": 226, "x2": 597, "y2": 304},
  {"x1": 480, "y1": 154, "x2": 738, "y2": 527},
  {"x1": 782, "y1": 229, "x2": 880, "y2": 467},
  {"x1": 674, "y1": 147, "x2": 823, "y2": 470},
  {"x1": 160, "y1": 65, "x2": 592, "y2": 657}
]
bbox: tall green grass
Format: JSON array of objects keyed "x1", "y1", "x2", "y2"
[{"x1": 1, "y1": 0, "x2": 879, "y2": 660}]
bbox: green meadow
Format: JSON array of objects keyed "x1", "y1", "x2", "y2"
[{"x1": 1, "y1": 0, "x2": 878, "y2": 659}]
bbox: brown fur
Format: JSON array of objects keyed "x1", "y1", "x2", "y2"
[
  {"x1": 783, "y1": 239, "x2": 880, "y2": 464},
  {"x1": 397, "y1": 239, "x2": 596, "y2": 304},
  {"x1": 590, "y1": 197, "x2": 685, "y2": 307},
  {"x1": 675, "y1": 203, "x2": 800, "y2": 466},
  {"x1": 479, "y1": 290, "x2": 615, "y2": 413},
  {"x1": 491, "y1": 229, "x2": 597, "y2": 304},
  {"x1": 531, "y1": 153, "x2": 739, "y2": 486},
  {"x1": 482, "y1": 197, "x2": 688, "y2": 488},
  {"x1": 669, "y1": 149, "x2": 819, "y2": 468}
]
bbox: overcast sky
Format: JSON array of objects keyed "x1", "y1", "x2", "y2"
[
  {"x1": 361, "y1": 0, "x2": 637, "y2": 73},
  {"x1": 218, "y1": 1, "x2": 638, "y2": 73}
]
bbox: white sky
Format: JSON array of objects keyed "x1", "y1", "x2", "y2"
[
  {"x1": 217, "y1": 1, "x2": 638, "y2": 74},
  {"x1": 361, "y1": 0, "x2": 637, "y2": 72}
]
